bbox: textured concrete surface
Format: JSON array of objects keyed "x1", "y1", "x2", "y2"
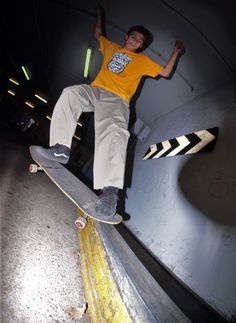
[{"x1": 0, "y1": 127, "x2": 89, "y2": 322}]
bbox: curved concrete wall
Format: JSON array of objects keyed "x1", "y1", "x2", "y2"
[{"x1": 125, "y1": 80, "x2": 236, "y2": 320}]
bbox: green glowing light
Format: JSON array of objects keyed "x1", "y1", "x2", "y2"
[
  {"x1": 83, "y1": 48, "x2": 92, "y2": 78},
  {"x1": 21, "y1": 66, "x2": 30, "y2": 80}
]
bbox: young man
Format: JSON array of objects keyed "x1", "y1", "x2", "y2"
[{"x1": 38, "y1": 8, "x2": 184, "y2": 219}]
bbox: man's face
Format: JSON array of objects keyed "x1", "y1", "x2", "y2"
[{"x1": 124, "y1": 31, "x2": 144, "y2": 52}]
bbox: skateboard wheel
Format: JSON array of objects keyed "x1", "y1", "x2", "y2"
[
  {"x1": 75, "y1": 216, "x2": 87, "y2": 229},
  {"x1": 29, "y1": 163, "x2": 43, "y2": 173},
  {"x1": 29, "y1": 163, "x2": 38, "y2": 173}
]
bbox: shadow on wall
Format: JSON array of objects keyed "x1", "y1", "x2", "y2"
[{"x1": 178, "y1": 109, "x2": 236, "y2": 225}]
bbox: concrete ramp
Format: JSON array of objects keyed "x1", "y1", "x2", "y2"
[{"x1": 79, "y1": 216, "x2": 191, "y2": 322}]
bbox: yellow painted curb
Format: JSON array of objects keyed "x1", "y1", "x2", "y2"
[{"x1": 78, "y1": 214, "x2": 132, "y2": 323}]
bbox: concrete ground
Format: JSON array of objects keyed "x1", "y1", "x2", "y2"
[{"x1": 0, "y1": 126, "x2": 90, "y2": 323}]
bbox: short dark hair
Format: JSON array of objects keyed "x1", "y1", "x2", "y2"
[{"x1": 127, "y1": 25, "x2": 153, "y2": 52}]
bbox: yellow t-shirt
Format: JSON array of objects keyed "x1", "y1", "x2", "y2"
[{"x1": 91, "y1": 36, "x2": 163, "y2": 102}]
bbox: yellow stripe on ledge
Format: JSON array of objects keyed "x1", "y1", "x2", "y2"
[{"x1": 78, "y1": 213, "x2": 131, "y2": 323}]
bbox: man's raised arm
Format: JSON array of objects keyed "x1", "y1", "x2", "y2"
[
  {"x1": 94, "y1": 7, "x2": 103, "y2": 40},
  {"x1": 159, "y1": 40, "x2": 184, "y2": 78}
]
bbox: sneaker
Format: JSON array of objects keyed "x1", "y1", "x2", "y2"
[
  {"x1": 95, "y1": 186, "x2": 119, "y2": 218},
  {"x1": 38, "y1": 144, "x2": 70, "y2": 164}
]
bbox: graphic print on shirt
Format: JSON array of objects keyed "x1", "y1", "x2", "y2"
[{"x1": 107, "y1": 52, "x2": 132, "y2": 74}]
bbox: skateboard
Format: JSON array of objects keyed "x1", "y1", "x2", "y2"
[{"x1": 29, "y1": 145, "x2": 123, "y2": 229}]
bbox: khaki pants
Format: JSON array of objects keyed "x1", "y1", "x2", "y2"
[{"x1": 50, "y1": 84, "x2": 130, "y2": 190}]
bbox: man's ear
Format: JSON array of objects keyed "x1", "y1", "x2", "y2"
[{"x1": 125, "y1": 34, "x2": 128, "y2": 41}]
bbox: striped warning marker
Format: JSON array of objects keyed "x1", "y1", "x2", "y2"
[{"x1": 143, "y1": 127, "x2": 218, "y2": 160}]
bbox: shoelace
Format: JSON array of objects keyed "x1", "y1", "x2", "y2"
[{"x1": 49, "y1": 144, "x2": 59, "y2": 152}]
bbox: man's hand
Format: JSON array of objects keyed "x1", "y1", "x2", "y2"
[
  {"x1": 97, "y1": 6, "x2": 102, "y2": 18},
  {"x1": 174, "y1": 40, "x2": 184, "y2": 55}
]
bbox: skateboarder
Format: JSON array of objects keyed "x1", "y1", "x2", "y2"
[{"x1": 38, "y1": 8, "x2": 184, "y2": 218}]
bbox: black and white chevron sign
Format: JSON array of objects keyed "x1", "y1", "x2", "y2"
[{"x1": 143, "y1": 127, "x2": 218, "y2": 160}]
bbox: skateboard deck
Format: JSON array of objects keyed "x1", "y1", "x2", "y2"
[{"x1": 29, "y1": 145, "x2": 123, "y2": 229}]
